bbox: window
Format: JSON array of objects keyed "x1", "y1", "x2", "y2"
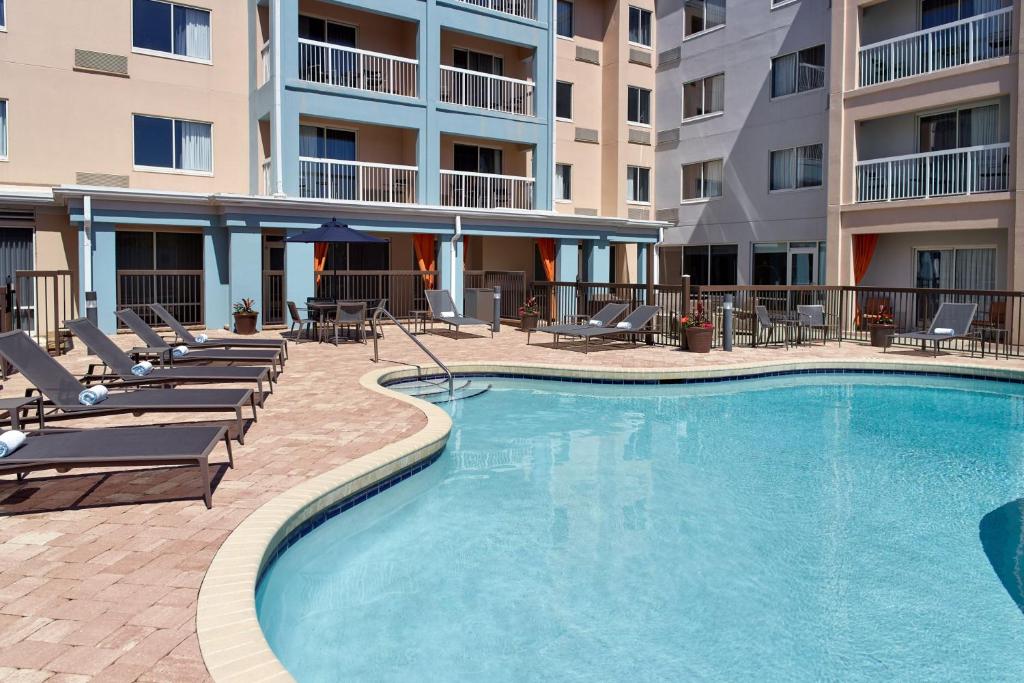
[
  {"x1": 555, "y1": 164, "x2": 572, "y2": 201},
  {"x1": 133, "y1": 115, "x2": 212, "y2": 173},
  {"x1": 0, "y1": 100, "x2": 6, "y2": 160},
  {"x1": 299, "y1": 125, "x2": 356, "y2": 161},
  {"x1": 682, "y1": 74, "x2": 724, "y2": 120},
  {"x1": 684, "y1": 0, "x2": 725, "y2": 37},
  {"x1": 771, "y1": 0, "x2": 797, "y2": 7},
  {"x1": 556, "y1": 82, "x2": 573, "y2": 120},
  {"x1": 771, "y1": 44, "x2": 825, "y2": 97},
  {"x1": 557, "y1": 0, "x2": 574, "y2": 38},
  {"x1": 915, "y1": 246, "x2": 996, "y2": 289},
  {"x1": 298, "y1": 14, "x2": 356, "y2": 46},
  {"x1": 628, "y1": 7, "x2": 652, "y2": 47},
  {"x1": 116, "y1": 231, "x2": 204, "y2": 271},
  {"x1": 132, "y1": 0, "x2": 211, "y2": 61},
  {"x1": 627, "y1": 86, "x2": 651, "y2": 125},
  {"x1": 626, "y1": 166, "x2": 650, "y2": 203},
  {"x1": 453, "y1": 49, "x2": 503, "y2": 76},
  {"x1": 0, "y1": 0, "x2": 6, "y2": 30},
  {"x1": 752, "y1": 241, "x2": 826, "y2": 285},
  {"x1": 683, "y1": 245, "x2": 738, "y2": 286},
  {"x1": 453, "y1": 144, "x2": 502, "y2": 174},
  {"x1": 920, "y1": 0, "x2": 1003, "y2": 30},
  {"x1": 681, "y1": 160, "x2": 723, "y2": 201},
  {"x1": 769, "y1": 143, "x2": 822, "y2": 191},
  {"x1": 918, "y1": 103, "x2": 1000, "y2": 152}
]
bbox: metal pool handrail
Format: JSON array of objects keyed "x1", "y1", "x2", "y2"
[{"x1": 373, "y1": 307, "x2": 454, "y2": 398}]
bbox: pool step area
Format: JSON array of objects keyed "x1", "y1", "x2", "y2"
[{"x1": 390, "y1": 378, "x2": 491, "y2": 403}]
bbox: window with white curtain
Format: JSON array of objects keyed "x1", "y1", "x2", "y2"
[
  {"x1": 684, "y1": 0, "x2": 726, "y2": 37},
  {"x1": 682, "y1": 73, "x2": 724, "y2": 120},
  {"x1": 628, "y1": 7, "x2": 652, "y2": 47},
  {"x1": 771, "y1": 44, "x2": 824, "y2": 97},
  {"x1": 681, "y1": 159, "x2": 723, "y2": 201},
  {"x1": 770, "y1": 143, "x2": 822, "y2": 191},
  {"x1": 133, "y1": 114, "x2": 212, "y2": 173},
  {"x1": 0, "y1": 100, "x2": 7, "y2": 160},
  {"x1": 557, "y1": 0, "x2": 574, "y2": 38},
  {"x1": 555, "y1": 164, "x2": 572, "y2": 201},
  {"x1": 918, "y1": 103, "x2": 1000, "y2": 152},
  {"x1": 627, "y1": 166, "x2": 650, "y2": 203},
  {"x1": 133, "y1": 0, "x2": 211, "y2": 62},
  {"x1": 915, "y1": 246, "x2": 997, "y2": 290},
  {"x1": 627, "y1": 86, "x2": 651, "y2": 125}
]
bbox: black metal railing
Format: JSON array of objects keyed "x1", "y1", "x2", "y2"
[
  {"x1": 464, "y1": 270, "x2": 526, "y2": 319},
  {"x1": 12, "y1": 270, "x2": 75, "y2": 355},
  {"x1": 116, "y1": 270, "x2": 203, "y2": 329},
  {"x1": 314, "y1": 270, "x2": 436, "y2": 318},
  {"x1": 263, "y1": 270, "x2": 285, "y2": 326}
]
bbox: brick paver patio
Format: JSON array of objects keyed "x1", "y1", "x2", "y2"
[{"x1": 1, "y1": 323, "x2": 1021, "y2": 681}]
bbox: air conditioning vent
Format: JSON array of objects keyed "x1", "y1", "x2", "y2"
[
  {"x1": 628, "y1": 207, "x2": 650, "y2": 221},
  {"x1": 575, "y1": 46, "x2": 600, "y2": 65},
  {"x1": 76, "y1": 172, "x2": 130, "y2": 188},
  {"x1": 656, "y1": 208, "x2": 679, "y2": 224},
  {"x1": 573, "y1": 208, "x2": 598, "y2": 216},
  {"x1": 628, "y1": 49, "x2": 652, "y2": 67},
  {"x1": 658, "y1": 47, "x2": 681, "y2": 68},
  {"x1": 74, "y1": 49, "x2": 129, "y2": 77},
  {"x1": 628, "y1": 128, "x2": 651, "y2": 146},
  {"x1": 574, "y1": 127, "x2": 599, "y2": 144}
]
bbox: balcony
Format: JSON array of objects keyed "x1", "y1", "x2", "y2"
[
  {"x1": 858, "y1": 7, "x2": 1012, "y2": 88},
  {"x1": 440, "y1": 170, "x2": 535, "y2": 210},
  {"x1": 298, "y1": 39, "x2": 418, "y2": 99},
  {"x1": 440, "y1": 66, "x2": 535, "y2": 116},
  {"x1": 299, "y1": 159, "x2": 418, "y2": 204},
  {"x1": 855, "y1": 143, "x2": 1009, "y2": 203},
  {"x1": 451, "y1": 0, "x2": 537, "y2": 21}
]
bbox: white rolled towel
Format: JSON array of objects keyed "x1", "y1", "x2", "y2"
[
  {"x1": 440, "y1": 311, "x2": 455, "y2": 319},
  {"x1": 172, "y1": 345, "x2": 190, "y2": 358},
  {"x1": 588, "y1": 319, "x2": 603, "y2": 327},
  {"x1": 131, "y1": 361, "x2": 153, "y2": 377},
  {"x1": 195, "y1": 333, "x2": 209, "y2": 344},
  {"x1": 78, "y1": 385, "x2": 109, "y2": 406},
  {"x1": 0, "y1": 430, "x2": 26, "y2": 458},
  {"x1": 934, "y1": 327, "x2": 955, "y2": 335},
  {"x1": 616, "y1": 321, "x2": 634, "y2": 330}
]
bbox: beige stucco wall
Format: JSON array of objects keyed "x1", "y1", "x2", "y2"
[
  {"x1": 0, "y1": 0, "x2": 250, "y2": 193},
  {"x1": 439, "y1": 135, "x2": 532, "y2": 177},
  {"x1": 300, "y1": 117, "x2": 418, "y2": 167},
  {"x1": 439, "y1": 30, "x2": 534, "y2": 82}
]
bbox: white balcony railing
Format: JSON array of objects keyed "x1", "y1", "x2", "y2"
[
  {"x1": 261, "y1": 158, "x2": 272, "y2": 195},
  {"x1": 298, "y1": 39, "x2": 418, "y2": 98},
  {"x1": 260, "y1": 41, "x2": 271, "y2": 86},
  {"x1": 440, "y1": 66, "x2": 535, "y2": 116},
  {"x1": 855, "y1": 143, "x2": 1009, "y2": 203},
  {"x1": 858, "y1": 7, "x2": 1012, "y2": 87},
  {"x1": 299, "y1": 158, "x2": 418, "y2": 204},
  {"x1": 451, "y1": 0, "x2": 537, "y2": 20},
  {"x1": 440, "y1": 170, "x2": 535, "y2": 210}
]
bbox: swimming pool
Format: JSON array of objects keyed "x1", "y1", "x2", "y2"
[{"x1": 256, "y1": 373, "x2": 1024, "y2": 681}]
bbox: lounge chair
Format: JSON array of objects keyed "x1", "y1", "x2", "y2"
[
  {"x1": 65, "y1": 319, "x2": 273, "y2": 407},
  {"x1": 149, "y1": 303, "x2": 288, "y2": 360},
  {"x1": 425, "y1": 290, "x2": 492, "y2": 339},
  {"x1": 527, "y1": 303, "x2": 628, "y2": 346},
  {"x1": 116, "y1": 309, "x2": 283, "y2": 379},
  {"x1": 796, "y1": 305, "x2": 838, "y2": 346},
  {"x1": 550, "y1": 305, "x2": 661, "y2": 353},
  {"x1": 753, "y1": 305, "x2": 793, "y2": 349},
  {"x1": 884, "y1": 302, "x2": 978, "y2": 357},
  {"x1": 0, "y1": 425, "x2": 231, "y2": 508},
  {"x1": 0, "y1": 330, "x2": 258, "y2": 443}
]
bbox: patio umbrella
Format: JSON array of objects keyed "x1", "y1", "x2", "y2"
[{"x1": 285, "y1": 218, "x2": 387, "y2": 279}]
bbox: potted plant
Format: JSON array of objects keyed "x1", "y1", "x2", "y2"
[
  {"x1": 680, "y1": 304, "x2": 714, "y2": 353},
  {"x1": 519, "y1": 296, "x2": 540, "y2": 332},
  {"x1": 233, "y1": 298, "x2": 259, "y2": 335},
  {"x1": 868, "y1": 307, "x2": 895, "y2": 348}
]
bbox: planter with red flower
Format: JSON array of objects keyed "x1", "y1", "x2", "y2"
[
  {"x1": 233, "y1": 298, "x2": 259, "y2": 335},
  {"x1": 518, "y1": 296, "x2": 540, "y2": 332},
  {"x1": 868, "y1": 308, "x2": 895, "y2": 348},
  {"x1": 680, "y1": 305, "x2": 714, "y2": 353}
]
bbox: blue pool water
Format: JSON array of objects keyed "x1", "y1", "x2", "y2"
[{"x1": 256, "y1": 374, "x2": 1024, "y2": 682}]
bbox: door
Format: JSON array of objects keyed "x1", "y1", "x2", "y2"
[
  {"x1": 788, "y1": 243, "x2": 818, "y2": 285},
  {"x1": 262, "y1": 234, "x2": 285, "y2": 326}
]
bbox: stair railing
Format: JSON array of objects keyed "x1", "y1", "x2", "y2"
[{"x1": 372, "y1": 308, "x2": 454, "y2": 399}]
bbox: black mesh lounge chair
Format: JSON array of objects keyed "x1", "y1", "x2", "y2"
[
  {"x1": 527, "y1": 303, "x2": 629, "y2": 346},
  {"x1": 425, "y1": 290, "x2": 492, "y2": 339},
  {"x1": 149, "y1": 303, "x2": 288, "y2": 360},
  {"x1": 0, "y1": 330, "x2": 258, "y2": 444},
  {"x1": 754, "y1": 305, "x2": 792, "y2": 349},
  {"x1": 0, "y1": 425, "x2": 231, "y2": 508},
  {"x1": 552, "y1": 305, "x2": 661, "y2": 353},
  {"x1": 884, "y1": 302, "x2": 978, "y2": 357},
  {"x1": 116, "y1": 309, "x2": 283, "y2": 379},
  {"x1": 66, "y1": 319, "x2": 273, "y2": 407},
  {"x1": 796, "y1": 305, "x2": 838, "y2": 346}
]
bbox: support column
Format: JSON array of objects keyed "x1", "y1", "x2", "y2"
[
  {"x1": 437, "y1": 233, "x2": 464, "y2": 308},
  {"x1": 585, "y1": 239, "x2": 610, "y2": 282},
  {"x1": 228, "y1": 225, "x2": 263, "y2": 332},
  {"x1": 556, "y1": 239, "x2": 579, "y2": 282},
  {"x1": 203, "y1": 225, "x2": 230, "y2": 330},
  {"x1": 637, "y1": 244, "x2": 649, "y2": 285},
  {"x1": 80, "y1": 224, "x2": 117, "y2": 333},
  {"x1": 285, "y1": 230, "x2": 314, "y2": 310}
]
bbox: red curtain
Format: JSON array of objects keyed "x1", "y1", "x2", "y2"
[
  {"x1": 537, "y1": 238, "x2": 556, "y2": 281},
  {"x1": 313, "y1": 243, "x2": 329, "y2": 285},
  {"x1": 853, "y1": 234, "x2": 879, "y2": 284},
  {"x1": 413, "y1": 234, "x2": 437, "y2": 289}
]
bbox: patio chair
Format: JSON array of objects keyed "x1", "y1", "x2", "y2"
[
  {"x1": 550, "y1": 305, "x2": 661, "y2": 353},
  {"x1": 425, "y1": 290, "x2": 493, "y2": 339},
  {"x1": 796, "y1": 305, "x2": 838, "y2": 346},
  {"x1": 884, "y1": 302, "x2": 978, "y2": 357},
  {"x1": 0, "y1": 425, "x2": 232, "y2": 508},
  {"x1": 116, "y1": 309, "x2": 283, "y2": 379},
  {"x1": 527, "y1": 303, "x2": 628, "y2": 346},
  {"x1": 753, "y1": 305, "x2": 792, "y2": 349},
  {"x1": 149, "y1": 303, "x2": 287, "y2": 360},
  {"x1": 287, "y1": 301, "x2": 316, "y2": 340},
  {"x1": 0, "y1": 330, "x2": 258, "y2": 443},
  {"x1": 65, "y1": 319, "x2": 273, "y2": 407},
  {"x1": 320, "y1": 302, "x2": 367, "y2": 346}
]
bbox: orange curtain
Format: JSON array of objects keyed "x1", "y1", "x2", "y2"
[
  {"x1": 413, "y1": 234, "x2": 437, "y2": 289},
  {"x1": 313, "y1": 243, "x2": 329, "y2": 285},
  {"x1": 537, "y1": 238, "x2": 556, "y2": 281},
  {"x1": 853, "y1": 234, "x2": 879, "y2": 285}
]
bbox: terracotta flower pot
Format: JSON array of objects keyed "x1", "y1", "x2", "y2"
[
  {"x1": 233, "y1": 312, "x2": 258, "y2": 336},
  {"x1": 869, "y1": 323, "x2": 894, "y2": 348},
  {"x1": 685, "y1": 326, "x2": 714, "y2": 353},
  {"x1": 520, "y1": 313, "x2": 539, "y2": 332}
]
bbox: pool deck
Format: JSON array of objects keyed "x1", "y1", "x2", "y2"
[{"x1": 2, "y1": 325, "x2": 1024, "y2": 681}]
